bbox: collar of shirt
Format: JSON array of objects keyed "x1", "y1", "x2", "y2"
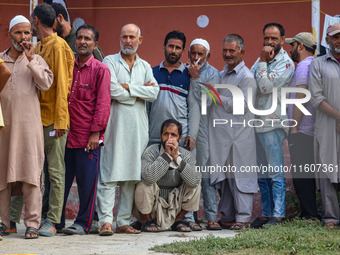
[
  {"x1": 75, "y1": 54, "x2": 95, "y2": 68},
  {"x1": 2, "y1": 48, "x2": 26, "y2": 63},
  {"x1": 160, "y1": 145, "x2": 182, "y2": 169},
  {"x1": 118, "y1": 51, "x2": 140, "y2": 70},
  {"x1": 41, "y1": 33, "x2": 58, "y2": 47},
  {"x1": 326, "y1": 50, "x2": 340, "y2": 64},
  {"x1": 222, "y1": 60, "x2": 245, "y2": 75},
  {"x1": 159, "y1": 61, "x2": 186, "y2": 73}
]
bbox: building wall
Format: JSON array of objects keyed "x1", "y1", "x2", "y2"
[{"x1": 1, "y1": 0, "x2": 340, "y2": 69}]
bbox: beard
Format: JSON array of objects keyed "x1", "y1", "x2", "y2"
[
  {"x1": 11, "y1": 36, "x2": 24, "y2": 52},
  {"x1": 290, "y1": 47, "x2": 300, "y2": 62},
  {"x1": 329, "y1": 42, "x2": 340, "y2": 54},
  {"x1": 165, "y1": 52, "x2": 181, "y2": 64},
  {"x1": 55, "y1": 21, "x2": 64, "y2": 37},
  {"x1": 120, "y1": 41, "x2": 138, "y2": 55},
  {"x1": 264, "y1": 42, "x2": 281, "y2": 54},
  {"x1": 198, "y1": 58, "x2": 207, "y2": 68}
]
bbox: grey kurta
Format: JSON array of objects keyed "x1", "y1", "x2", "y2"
[
  {"x1": 309, "y1": 51, "x2": 340, "y2": 183},
  {"x1": 100, "y1": 52, "x2": 159, "y2": 182},
  {"x1": 188, "y1": 62, "x2": 220, "y2": 167},
  {"x1": 208, "y1": 61, "x2": 258, "y2": 193},
  {"x1": 0, "y1": 50, "x2": 53, "y2": 191}
]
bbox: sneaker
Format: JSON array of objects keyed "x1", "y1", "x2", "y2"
[
  {"x1": 39, "y1": 221, "x2": 57, "y2": 237},
  {"x1": 9, "y1": 222, "x2": 17, "y2": 233},
  {"x1": 264, "y1": 217, "x2": 283, "y2": 226}
]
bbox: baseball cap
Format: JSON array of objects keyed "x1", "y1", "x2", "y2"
[
  {"x1": 326, "y1": 23, "x2": 340, "y2": 36},
  {"x1": 285, "y1": 32, "x2": 317, "y2": 49}
]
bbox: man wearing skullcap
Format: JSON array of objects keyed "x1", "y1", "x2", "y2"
[
  {"x1": 186, "y1": 38, "x2": 221, "y2": 230},
  {"x1": 31, "y1": 3, "x2": 74, "y2": 237},
  {"x1": 0, "y1": 15, "x2": 53, "y2": 239},
  {"x1": 309, "y1": 23, "x2": 340, "y2": 229}
]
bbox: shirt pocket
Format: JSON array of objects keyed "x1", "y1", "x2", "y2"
[{"x1": 76, "y1": 83, "x2": 93, "y2": 101}]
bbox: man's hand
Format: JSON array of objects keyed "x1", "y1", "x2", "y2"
[
  {"x1": 290, "y1": 127, "x2": 298, "y2": 134},
  {"x1": 165, "y1": 137, "x2": 180, "y2": 164},
  {"x1": 55, "y1": 129, "x2": 66, "y2": 138},
  {"x1": 86, "y1": 131, "x2": 100, "y2": 152},
  {"x1": 120, "y1": 83, "x2": 130, "y2": 92},
  {"x1": 336, "y1": 122, "x2": 340, "y2": 133},
  {"x1": 259, "y1": 46, "x2": 275, "y2": 62},
  {"x1": 184, "y1": 136, "x2": 196, "y2": 151},
  {"x1": 21, "y1": 41, "x2": 34, "y2": 62},
  {"x1": 188, "y1": 62, "x2": 200, "y2": 79},
  {"x1": 144, "y1": 80, "x2": 155, "y2": 87}
]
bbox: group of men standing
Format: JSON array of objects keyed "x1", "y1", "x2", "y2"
[{"x1": 1, "y1": 2, "x2": 340, "y2": 241}]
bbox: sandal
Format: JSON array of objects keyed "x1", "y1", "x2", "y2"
[
  {"x1": 62, "y1": 223, "x2": 86, "y2": 235},
  {"x1": 217, "y1": 220, "x2": 235, "y2": 229},
  {"x1": 99, "y1": 222, "x2": 113, "y2": 236},
  {"x1": 130, "y1": 221, "x2": 142, "y2": 231},
  {"x1": 323, "y1": 222, "x2": 337, "y2": 230},
  {"x1": 141, "y1": 220, "x2": 162, "y2": 232},
  {"x1": 0, "y1": 225, "x2": 10, "y2": 236},
  {"x1": 185, "y1": 221, "x2": 202, "y2": 231},
  {"x1": 230, "y1": 222, "x2": 250, "y2": 231},
  {"x1": 171, "y1": 221, "x2": 191, "y2": 232},
  {"x1": 206, "y1": 221, "x2": 222, "y2": 230},
  {"x1": 116, "y1": 225, "x2": 141, "y2": 234},
  {"x1": 25, "y1": 227, "x2": 39, "y2": 239}
]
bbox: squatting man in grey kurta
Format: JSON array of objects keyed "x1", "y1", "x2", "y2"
[{"x1": 132, "y1": 119, "x2": 201, "y2": 232}]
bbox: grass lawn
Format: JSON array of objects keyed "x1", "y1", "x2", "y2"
[{"x1": 150, "y1": 219, "x2": 340, "y2": 254}]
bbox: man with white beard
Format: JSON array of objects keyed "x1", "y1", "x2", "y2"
[{"x1": 96, "y1": 24, "x2": 159, "y2": 235}]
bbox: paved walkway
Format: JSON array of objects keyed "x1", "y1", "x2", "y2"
[{"x1": 1, "y1": 221, "x2": 236, "y2": 255}]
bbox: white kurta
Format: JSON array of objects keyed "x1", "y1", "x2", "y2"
[{"x1": 100, "y1": 53, "x2": 159, "y2": 182}]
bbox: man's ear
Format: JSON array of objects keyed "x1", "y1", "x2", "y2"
[
  {"x1": 178, "y1": 135, "x2": 183, "y2": 143},
  {"x1": 326, "y1": 36, "x2": 330, "y2": 45},
  {"x1": 138, "y1": 35, "x2": 143, "y2": 45},
  {"x1": 280, "y1": 36, "x2": 285, "y2": 45},
  {"x1": 93, "y1": 41, "x2": 98, "y2": 50},
  {"x1": 206, "y1": 52, "x2": 211, "y2": 61}
]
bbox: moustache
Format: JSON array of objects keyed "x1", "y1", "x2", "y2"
[{"x1": 77, "y1": 44, "x2": 87, "y2": 48}]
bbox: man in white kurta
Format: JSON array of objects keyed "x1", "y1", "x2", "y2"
[
  {"x1": 0, "y1": 16, "x2": 53, "y2": 239},
  {"x1": 97, "y1": 24, "x2": 159, "y2": 234}
]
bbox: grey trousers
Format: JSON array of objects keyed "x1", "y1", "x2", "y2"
[
  {"x1": 219, "y1": 178, "x2": 254, "y2": 223},
  {"x1": 319, "y1": 178, "x2": 340, "y2": 224}
]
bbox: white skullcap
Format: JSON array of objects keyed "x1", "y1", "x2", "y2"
[
  {"x1": 190, "y1": 38, "x2": 210, "y2": 52},
  {"x1": 9, "y1": 15, "x2": 30, "y2": 31}
]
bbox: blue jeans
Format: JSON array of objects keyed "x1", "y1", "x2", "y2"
[
  {"x1": 201, "y1": 172, "x2": 218, "y2": 221},
  {"x1": 256, "y1": 129, "x2": 286, "y2": 218}
]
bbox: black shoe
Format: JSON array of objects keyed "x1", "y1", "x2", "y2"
[
  {"x1": 251, "y1": 217, "x2": 269, "y2": 229},
  {"x1": 264, "y1": 217, "x2": 283, "y2": 226}
]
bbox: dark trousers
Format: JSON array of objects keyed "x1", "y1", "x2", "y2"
[
  {"x1": 60, "y1": 147, "x2": 101, "y2": 232},
  {"x1": 288, "y1": 132, "x2": 318, "y2": 219}
]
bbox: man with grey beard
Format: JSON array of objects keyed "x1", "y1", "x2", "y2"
[
  {"x1": 0, "y1": 15, "x2": 53, "y2": 239},
  {"x1": 96, "y1": 23, "x2": 159, "y2": 235},
  {"x1": 309, "y1": 23, "x2": 340, "y2": 229}
]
